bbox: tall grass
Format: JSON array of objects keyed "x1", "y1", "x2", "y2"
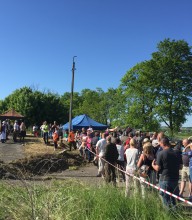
[{"x1": 0, "y1": 179, "x2": 190, "y2": 220}]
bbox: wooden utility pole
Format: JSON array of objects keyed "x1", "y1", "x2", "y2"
[{"x1": 69, "y1": 56, "x2": 77, "y2": 132}]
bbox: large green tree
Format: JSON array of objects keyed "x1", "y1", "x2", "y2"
[
  {"x1": 103, "y1": 88, "x2": 126, "y2": 127},
  {"x1": 1, "y1": 87, "x2": 68, "y2": 126},
  {"x1": 2, "y1": 87, "x2": 35, "y2": 125},
  {"x1": 121, "y1": 62, "x2": 160, "y2": 131},
  {"x1": 121, "y1": 39, "x2": 192, "y2": 134},
  {"x1": 151, "y1": 39, "x2": 192, "y2": 134}
]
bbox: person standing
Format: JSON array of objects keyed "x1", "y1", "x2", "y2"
[
  {"x1": 0, "y1": 121, "x2": 6, "y2": 143},
  {"x1": 68, "y1": 129, "x2": 76, "y2": 151},
  {"x1": 116, "y1": 138, "x2": 125, "y2": 182},
  {"x1": 91, "y1": 132, "x2": 100, "y2": 165},
  {"x1": 96, "y1": 133, "x2": 107, "y2": 177},
  {"x1": 182, "y1": 142, "x2": 192, "y2": 201},
  {"x1": 75, "y1": 130, "x2": 81, "y2": 149},
  {"x1": 137, "y1": 142, "x2": 156, "y2": 198},
  {"x1": 152, "y1": 137, "x2": 183, "y2": 209},
  {"x1": 154, "y1": 132, "x2": 165, "y2": 157},
  {"x1": 19, "y1": 121, "x2": 26, "y2": 143},
  {"x1": 125, "y1": 138, "x2": 139, "y2": 197},
  {"x1": 86, "y1": 133, "x2": 92, "y2": 162},
  {"x1": 52, "y1": 129, "x2": 59, "y2": 151},
  {"x1": 104, "y1": 136, "x2": 119, "y2": 186},
  {"x1": 179, "y1": 139, "x2": 192, "y2": 199},
  {"x1": 41, "y1": 121, "x2": 49, "y2": 145},
  {"x1": 51, "y1": 121, "x2": 59, "y2": 134},
  {"x1": 5, "y1": 119, "x2": 10, "y2": 140},
  {"x1": 63, "y1": 130, "x2": 69, "y2": 142},
  {"x1": 91, "y1": 132, "x2": 100, "y2": 153},
  {"x1": 13, "y1": 120, "x2": 20, "y2": 142},
  {"x1": 33, "y1": 124, "x2": 38, "y2": 137}
]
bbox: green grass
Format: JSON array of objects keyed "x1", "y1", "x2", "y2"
[
  {"x1": 0, "y1": 179, "x2": 191, "y2": 220},
  {"x1": 68, "y1": 166, "x2": 79, "y2": 170},
  {"x1": 175, "y1": 133, "x2": 192, "y2": 140}
]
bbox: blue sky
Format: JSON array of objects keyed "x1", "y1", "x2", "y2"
[{"x1": 0, "y1": 0, "x2": 192, "y2": 126}]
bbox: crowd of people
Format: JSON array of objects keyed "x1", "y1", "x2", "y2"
[
  {"x1": 0, "y1": 119, "x2": 26, "y2": 143},
  {"x1": 61, "y1": 127, "x2": 192, "y2": 209},
  {"x1": 1, "y1": 120, "x2": 192, "y2": 210}
]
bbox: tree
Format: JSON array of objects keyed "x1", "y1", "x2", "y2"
[
  {"x1": 120, "y1": 39, "x2": 192, "y2": 135},
  {"x1": 78, "y1": 88, "x2": 107, "y2": 124},
  {"x1": 2, "y1": 87, "x2": 68, "y2": 126},
  {"x1": 2, "y1": 87, "x2": 34, "y2": 125},
  {"x1": 120, "y1": 62, "x2": 160, "y2": 131},
  {"x1": 60, "y1": 92, "x2": 82, "y2": 123},
  {"x1": 151, "y1": 39, "x2": 192, "y2": 135},
  {"x1": 103, "y1": 88, "x2": 126, "y2": 127}
]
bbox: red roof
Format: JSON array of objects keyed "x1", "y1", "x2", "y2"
[{"x1": 0, "y1": 109, "x2": 24, "y2": 118}]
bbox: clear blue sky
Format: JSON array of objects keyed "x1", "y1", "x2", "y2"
[{"x1": 0, "y1": 0, "x2": 192, "y2": 126}]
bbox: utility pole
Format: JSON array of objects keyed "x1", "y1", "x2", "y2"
[{"x1": 69, "y1": 56, "x2": 77, "y2": 132}]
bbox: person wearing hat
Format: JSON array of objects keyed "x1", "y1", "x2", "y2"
[{"x1": 0, "y1": 121, "x2": 6, "y2": 143}]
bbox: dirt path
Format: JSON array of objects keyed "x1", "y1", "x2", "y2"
[
  {"x1": 0, "y1": 140, "x2": 25, "y2": 163},
  {"x1": 0, "y1": 135, "x2": 105, "y2": 186},
  {"x1": 32, "y1": 164, "x2": 105, "y2": 187}
]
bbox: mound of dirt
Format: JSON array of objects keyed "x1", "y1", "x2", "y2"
[{"x1": 0, "y1": 151, "x2": 85, "y2": 180}]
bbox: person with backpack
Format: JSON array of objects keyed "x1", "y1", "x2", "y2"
[{"x1": 137, "y1": 142, "x2": 156, "y2": 198}]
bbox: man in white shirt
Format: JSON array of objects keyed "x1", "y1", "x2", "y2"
[
  {"x1": 96, "y1": 133, "x2": 107, "y2": 177},
  {"x1": 13, "y1": 120, "x2": 19, "y2": 142}
]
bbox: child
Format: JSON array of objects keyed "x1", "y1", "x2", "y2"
[
  {"x1": 79, "y1": 139, "x2": 87, "y2": 160},
  {"x1": 52, "y1": 130, "x2": 59, "y2": 150}
]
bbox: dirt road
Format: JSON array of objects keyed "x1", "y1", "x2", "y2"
[{"x1": 0, "y1": 140, "x2": 24, "y2": 163}]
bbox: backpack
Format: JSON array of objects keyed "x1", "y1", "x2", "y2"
[{"x1": 138, "y1": 165, "x2": 150, "y2": 178}]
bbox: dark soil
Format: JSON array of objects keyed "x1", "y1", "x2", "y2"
[
  {"x1": 0, "y1": 135, "x2": 89, "y2": 180},
  {"x1": 0, "y1": 150, "x2": 86, "y2": 180},
  {"x1": 0, "y1": 137, "x2": 102, "y2": 187}
]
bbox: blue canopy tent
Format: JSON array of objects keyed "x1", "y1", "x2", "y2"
[{"x1": 63, "y1": 114, "x2": 108, "y2": 130}]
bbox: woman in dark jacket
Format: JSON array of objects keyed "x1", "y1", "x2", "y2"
[{"x1": 104, "y1": 136, "x2": 119, "y2": 185}]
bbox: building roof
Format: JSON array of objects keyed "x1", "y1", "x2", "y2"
[{"x1": 0, "y1": 109, "x2": 24, "y2": 120}]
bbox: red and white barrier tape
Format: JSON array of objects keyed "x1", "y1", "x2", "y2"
[{"x1": 87, "y1": 148, "x2": 192, "y2": 206}]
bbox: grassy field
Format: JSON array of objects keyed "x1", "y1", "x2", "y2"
[{"x1": 0, "y1": 179, "x2": 191, "y2": 220}]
